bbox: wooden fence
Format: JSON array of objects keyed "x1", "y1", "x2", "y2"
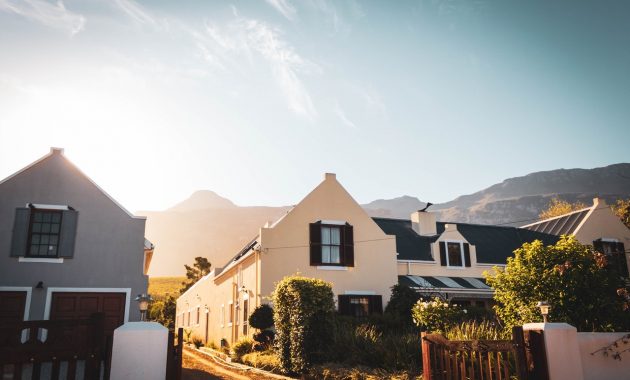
[
  {"x1": 421, "y1": 326, "x2": 529, "y2": 380},
  {"x1": 0, "y1": 313, "x2": 105, "y2": 380},
  {"x1": 165, "y1": 327, "x2": 183, "y2": 380}
]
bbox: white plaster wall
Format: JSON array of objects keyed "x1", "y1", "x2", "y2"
[
  {"x1": 578, "y1": 332, "x2": 630, "y2": 380},
  {"x1": 110, "y1": 322, "x2": 168, "y2": 380}
]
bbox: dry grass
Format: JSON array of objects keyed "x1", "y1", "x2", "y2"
[{"x1": 148, "y1": 276, "x2": 185, "y2": 298}]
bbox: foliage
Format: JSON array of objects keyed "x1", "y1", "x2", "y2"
[
  {"x1": 253, "y1": 330, "x2": 275, "y2": 351},
  {"x1": 485, "y1": 236, "x2": 628, "y2": 332},
  {"x1": 384, "y1": 284, "x2": 421, "y2": 328},
  {"x1": 231, "y1": 338, "x2": 255, "y2": 361},
  {"x1": 148, "y1": 276, "x2": 186, "y2": 298},
  {"x1": 445, "y1": 320, "x2": 510, "y2": 340},
  {"x1": 241, "y1": 350, "x2": 282, "y2": 372},
  {"x1": 272, "y1": 275, "x2": 336, "y2": 374},
  {"x1": 539, "y1": 197, "x2": 588, "y2": 220},
  {"x1": 327, "y1": 316, "x2": 422, "y2": 373},
  {"x1": 411, "y1": 297, "x2": 464, "y2": 333},
  {"x1": 613, "y1": 198, "x2": 630, "y2": 229},
  {"x1": 248, "y1": 304, "x2": 274, "y2": 330},
  {"x1": 183, "y1": 328, "x2": 193, "y2": 342},
  {"x1": 308, "y1": 363, "x2": 421, "y2": 380},
  {"x1": 192, "y1": 336, "x2": 204, "y2": 349},
  {"x1": 148, "y1": 295, "x2": 176, "y2": 330},
  {"x1": 590, "y1": 334, "x2": 630, "y2": 361},
  {"x1": 180, "y1": 257, "x2": 212, "y2": 294}
]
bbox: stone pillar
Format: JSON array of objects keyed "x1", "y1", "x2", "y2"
[
  {"x1": 110, "y1": 322, "x2": 168, "y2": 380},
  {"x1": 523, "y1": 322, "x2": 584, "y2": 380}
]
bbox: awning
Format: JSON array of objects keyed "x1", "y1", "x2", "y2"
[{"x1": 398, "y1": 275, "x2": 494, "y2": 299}]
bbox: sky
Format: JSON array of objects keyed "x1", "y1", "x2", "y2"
[{"x1": 0, "y1": 0, "x2": 629, "y2": 211}]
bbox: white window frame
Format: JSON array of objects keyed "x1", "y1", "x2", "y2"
[
  {"x1": 444, "y1": 241, "x2": 466, "y2": 269},
  {"x1": 227, "y1": 301, "x2": 234, "y2": 327},
  {"x1": 321, "y1": 225, "x2": 342, "y2": 265},
  {"x1": 220, "y1": 304, "x2": 225, "y2": 327}
]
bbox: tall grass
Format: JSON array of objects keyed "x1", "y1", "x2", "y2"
[{"x1": 445, "y1": 320, "x2": 510, "y2": 340}]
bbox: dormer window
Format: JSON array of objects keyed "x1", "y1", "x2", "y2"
[
  {"x1": 309, "y1": 222, "x2": 354, "y2": 267},
  {"x1": 439, "y1": 241, "x2": 471, "y2": 268}
]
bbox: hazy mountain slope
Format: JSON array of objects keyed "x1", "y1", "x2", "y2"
[{"x1": 362, "y1": 195, "x2": 425, "y2": 219}]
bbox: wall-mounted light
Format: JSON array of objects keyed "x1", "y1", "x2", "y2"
[
  {"x1": 536, "y1": 301, "x2": 551, "y2": 323},
  {"x1": 135, "y1": 294, "x2": 153, "y2": 321},
  {"x1": 35, "y1": 281, "x2": 43, "y2": 289}
]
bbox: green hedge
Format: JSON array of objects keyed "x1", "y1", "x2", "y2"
[{"x1": 272, "y1": 275, "x2": 335, "y2": 374}]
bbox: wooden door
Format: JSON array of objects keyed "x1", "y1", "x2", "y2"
[
  {"x1": 0, "y1": 291, "x2": 27, "y2": 322},
  {"x1": 50, "y1": 292, "x2": 126, "y2": 336}
]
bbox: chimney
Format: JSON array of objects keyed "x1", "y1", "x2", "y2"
[
  {"x1": 324, "y1": 173, "x2": 336, "y2": 180},
  {"x1": 50, "y1": 147, "x2": 64, "y2": 155},
  {"x1": 411, "y1": 210, "x2": 437, "y2": 236}
]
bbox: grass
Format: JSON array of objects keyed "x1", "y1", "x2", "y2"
[{"x1": 148, "y1": 276, "x2": 185, "y2": 298}]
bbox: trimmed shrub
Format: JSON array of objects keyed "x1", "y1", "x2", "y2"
[
  {"x1": 249, "y1": 304, "x2": 274, "y2": 330},
  {"x1": 231, "y1": 338, "x2": 255, "y2": 362},
  {"x1": 253, "y1": 329, "x2": 275, "y2": 351},
  {"x1": 412, "y1": 297, "x2": 464, "y2": 333},
  {"x1": 272, "y1": 275, "x2": 335, "y2": 374},
  {"x1": 241, "y1": 350, "x2": 282, "y2": 372}
]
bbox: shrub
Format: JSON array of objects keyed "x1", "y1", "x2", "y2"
[
  {"x1": 231, "y1": 338, "x2": 255, "y2": 362},
  {"x1": 253, "y1": 329, "x2": 275, "y2": 350},
  {"x1": 445, "y1": 320, "x2": 509, "y2": 340},
  {"x1": 249, "y1": 304, "x2": 274, "y2": 330},
  {"x1": 192, "y1": 336, "x2": 204, "y2": 349},
  {"x1": 272, "y1": 275, "x2": 335, "y2": 374},
  {"x1": 384, "y1": 284, "x2": 421, "y2": 328},
  {"x1": 411, "y1": 297, "x2": 464, "y2": 333},
  {"x1": 241, "y1": 350, "x2": 281, "y2": 371}
]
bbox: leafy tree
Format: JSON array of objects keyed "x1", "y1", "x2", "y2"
[
  {"x1": 249, "y1": 304, "x2": 274, "y2": 330},
  {"x1": 539, "y1": 197, "x2": 587, "y2": 219},
  {"x1": 612, "y1": 199, "x2": 630, "y2": 229},
  {"x1": 149, "y1": 295, "x2": 177, "y2": 330},
  {"x1": 272, "y1": 275, "x2": 335, "y2": 374},
  {"x1": 485, "y1": 236, "x2": 628, "y2": 332},
  {"x1": 180, "y1": 256, "x2": 211, "y2": 294},
  {"x1": 384, "y1": 284, "x2": 421, "y2": 328},
  {"x1": 411, "y1": 297, "x2": 464, "y2": 333}
]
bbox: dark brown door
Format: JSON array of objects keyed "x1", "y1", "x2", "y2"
[
  {"x1": 50, "y1": 292, "x2": 126, "y2": 336},
  {"x1": 0, "y1": 291, "x2": 27, "y2": 322}
]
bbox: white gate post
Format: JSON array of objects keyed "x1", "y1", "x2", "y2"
[
  {"x1": 523, "y1": 322, "x2": 584, "y2": 380},
  {"x1": 110, "y1": 322, "x2": 168, "y2": 380}
]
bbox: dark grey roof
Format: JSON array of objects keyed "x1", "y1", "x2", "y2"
[
  {"x1": 521, "y1": 209, "x2": 590, "y2": 236},
  {"x1": 373, "y1": 217, "x2": 559, "y2": 264}
]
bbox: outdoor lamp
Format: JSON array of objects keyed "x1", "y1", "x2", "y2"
[
  {"x1": 135, "y1": 293, "x2": 153, "y2": 321},
  {"x1": 536, "y1": 301, "x2": 550, "y2": 323}
]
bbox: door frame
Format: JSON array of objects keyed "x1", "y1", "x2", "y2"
[
  {"x1": 0, "y1": 286, "x2": 32, "y2": 321},
  {"x1": 43, "y1": 287, "x2": 131, "y2": 322}
]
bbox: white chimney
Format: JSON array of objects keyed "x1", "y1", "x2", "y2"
[{"x1": 411, "y1": 210, "x2": 437, "y2": 236}]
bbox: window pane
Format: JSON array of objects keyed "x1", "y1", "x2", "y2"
[
  {"x1": 330, "y1": 228, "x2": 340, "y2": 245},
  {"x1": 321, "y1": 227, "x2": 331, "y2": 244},
  {"x1": 41, "y1": 223, "x2": 51, "y2": 233},
  {"x1": 322, "y1": 246, "x2": 331, "y2": 263},
  {"x1": 330, "y1": 246, "x2": 340, "y2": 263},
  {"x1": 34, "y1": 212, "x2": 43, "y2": 222},
  {"x1": 448, "y1": 243, "x2": 463, "y2": 266},
  {"x1": 38, "y1": 246, "x2": 48, "y2": 255},
  {"x1": 32, "y1": 223, "x2": 41, "y2": 233},
  {"x1": 31, "y1": 234, "x2": 40, "y2": 244},
  {"x1": 51, "y1": 224, "x2": 60, "y2": 233},
  {"x1": 41, "y1": 235, "x2": 49, "y2": 244},
  {"x1": 49, "y1": 236, "x2": 58, "y2": 245},
  {"x1": 49, "y1": 246, "x2": 58, "y2": 256},
  {"x1": 30, "y1": 245, "x2": 39, "y2": 255},
  {"x1": 51, "y1": 213, "x2": 61, "y2": 223},
  {"x1": 42, "y1": 213, "x2": 52, "y2": 223}
]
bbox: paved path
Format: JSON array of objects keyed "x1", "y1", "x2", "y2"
[{"x1": 182, "y1": 347, "x2": 284, "y2": 380}]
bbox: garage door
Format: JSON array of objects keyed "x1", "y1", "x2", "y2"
[
  {"x1": 0, "y1": 291, "x2": 27, "y2": 322},
  {"x1": 50, "y1": 292, "x2": 126, "y2": 336}
]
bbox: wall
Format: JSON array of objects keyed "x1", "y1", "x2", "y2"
[
  {"x1": 259, "y1": 173, "x2": 398, "y2": 306},
  {"x1": 577, "y1": 332, "x2": 630, "y2": 380},
  {"x1": 0, "y1": 149, "x2": 148, "y2": 321}
]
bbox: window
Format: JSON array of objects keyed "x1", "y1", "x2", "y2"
[
  {"x1": 439, "y1": 241, "x2": 471, "y2": 268},
  {"x1": 309, "y1": 222, "x2": 354, "y2": 267},
  {"x1": 10, "y1": 206, "x2": 78, "y2": 259},
  {"x1": 220, "y1": 304, "x2": 225, "y2": 327},
  {"x1": 242, "y1": 299, "x2": 249, "y2": 335},
  {"x1": 196, "y1": 306, "x2": 200, "y2": 325},
  {"x1": 228, "y1": 301, "x2": 234, "y2": 326},
  {"x1": 338, "y1": 295, "x2": 382, "y2": 317},
  {"x1": 187, "y1": 311, "x2": 191, "y2": 327},
  {"x1": 593, "y1": 239, "x2": 628, "y2": 277}
]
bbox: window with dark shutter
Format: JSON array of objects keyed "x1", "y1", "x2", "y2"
[
  {"x1": 463, "y1": 243, "x2": 471, "y2": 267},
  {"x1": 343, "y1": 223, "x2": 354, "y2": 267},
  {"x1": 439, "y1": 242, "x2": 447, "y2": 266},
  {"x1": 10, "y1": 208, "x2": 30, "y2": 257},
  {"x1": 338, "y1": 295, "x2": 382, "y2": 317},
  {"x1": 310, "y1": 222, "x2": 354, "y2": 267},
  {"x1": 309, "y1": 222, "x2": 322, "y2": 265},
  {"x1": 9, "y1": 206, "x2": 78, "y2": 259}
]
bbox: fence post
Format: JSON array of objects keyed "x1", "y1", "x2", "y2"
[
  {"x1": 176, "y1": 327, "x2": 183, "y2": 380},
  {"x1": 512, "y1": 326, "x2": 529, "y2": 380},
  {"x1": 421, "y1": 332, "x2": 432, "y2": 380},
  {"x1": 86, "y1": 313, "x2": 105, "y2": 380}
]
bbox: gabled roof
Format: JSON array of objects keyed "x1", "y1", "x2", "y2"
[
  {"x1": 373, "y1": 217, "x2": 559, "y2": 264},
  {"x1": 521, "y1": 207, "x2": 591, "y2": 236}
]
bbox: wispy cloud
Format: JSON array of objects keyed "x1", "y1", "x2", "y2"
[
  {"x1": 333, "y1": 100, "x2": 357, "y2": 129},
  {"x1": 113, "y1": 0, "x2": 164, "y2": 29},
  {"x1": 265, "y1": 0, "x2": 297, "y2": 22},
  {"x1": 193, "y1": 17, "x2": 319, "y2": 120},
  {"x1": 0, "y1": 0, "x2": 85, "y2": 35}
]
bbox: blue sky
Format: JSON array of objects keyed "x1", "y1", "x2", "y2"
[{"x1": 0, "y1": 0, "x2": 628, "y2": 211}]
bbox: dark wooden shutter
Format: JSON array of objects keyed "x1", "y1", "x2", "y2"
[
  {"x1": 463, "y1": 243, "x2": 471, "y2": 267},
  {"x1": 338, "y1": 295, "x2": 351, "y2": 315},
  {"x1": 10, "y1": 208, "x2": 30, "y2": 257},
  {"x1": 369, "y1": 295, "x2": 383, "y2": 315},
  {"x1": 593, "y1": 239, "x2": 603, "y2": 253},
  {"x1": 58, "y1": 210, "x2": 78, "y2": 258},
  {"x1": 439, "y1": 242, "x2": 447, "y2": 266},
  {"x1": 616, "y1": 242, "x2": 628, "y2": 277},
  {"x1": 343, "y1": 223, "x2": 354, "y2": 267},
  {"x1": 309, "y1": 222, "x2": 321, "y2": 266}
]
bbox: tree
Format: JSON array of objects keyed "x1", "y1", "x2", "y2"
[
  {"x1": 485, "y1": 236, "x2": 628, "y2": 332},
  {"x1": 384, "y1": 284, "x2": 421, "y2": 328},
  {"x1": 180, "y1": 256, "x2": 211, "y2": 294},
  {"x1": 612, "y1": 199, "x2": 630, "y2": 229},
  {"x1": 539, "y1": 197, "x2": 587, "y2": 220},
  {"x1": 149, "y1": 295, "x2": 177, "y2": 330}
]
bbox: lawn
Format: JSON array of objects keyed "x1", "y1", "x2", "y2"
[{"x1": 149, "y1": 276, "x2": 185, "y2": 298}]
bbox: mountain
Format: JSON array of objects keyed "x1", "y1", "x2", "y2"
[{"x1": 142, "y1": 163, "x2": 630, "y2": 276}]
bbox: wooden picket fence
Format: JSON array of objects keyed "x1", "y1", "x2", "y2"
[{"x1": 421, "y1": 326, "x2": 530, "y2": 380}]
